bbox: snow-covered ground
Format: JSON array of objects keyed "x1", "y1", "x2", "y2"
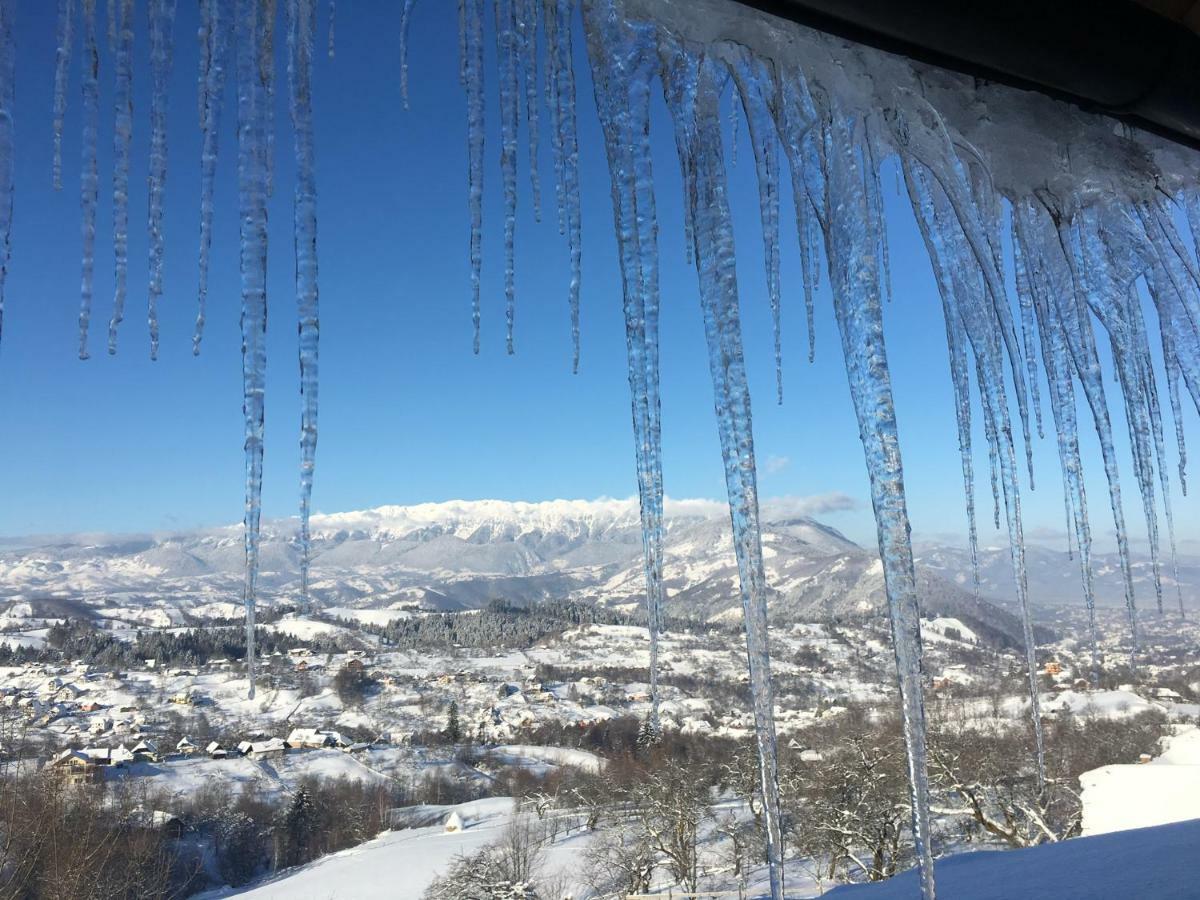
[
  {"x1": 202, "y1": 798, "x2": 591, "y2": 900},
  {"x1": 1081, "y1": 725, "x2": 1200, "y2": 836},
  {"x1": 825, "y1": 818, "x2": 1200, "y2": 899}
]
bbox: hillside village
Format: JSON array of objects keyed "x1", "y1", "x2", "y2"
[{"x1": 0, "y1": 503, "x2": 1197, "y2": 896}]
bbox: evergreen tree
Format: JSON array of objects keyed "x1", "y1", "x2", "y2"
[
  {"x1": 636, "y1": 715, "x2": 661, "y2": 752},
  {"x1": 279, "y1": 787, "x2": 318, "y2": 868},
  {"x1": 445, "y1": 700, "x2": 462, "y2": 743}
]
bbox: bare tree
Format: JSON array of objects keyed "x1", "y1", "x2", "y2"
[{"x1": 582, "y1": 823, "x2": 657, "y2": 898}]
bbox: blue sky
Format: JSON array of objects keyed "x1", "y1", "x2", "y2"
[{"x1": 0, "y1": 1, "x2": 1195, "y2": 553}]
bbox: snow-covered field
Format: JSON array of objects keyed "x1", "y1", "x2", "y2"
[
  {"x1": 1081, "y1": 726, "x2": 1200, "y2": 836},
  {"x1": 202, "y1": 798, "x2": 587, "y2": 900},
  {"x1": 826, "y1": 819, "x2": 1200, "y2": 899}
]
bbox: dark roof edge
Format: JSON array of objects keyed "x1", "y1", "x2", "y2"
[{"x1": 731, "y1": 0, "x2": 1200, "y2": 152}]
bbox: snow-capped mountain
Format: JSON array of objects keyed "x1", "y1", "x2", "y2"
[{"x1": 0, "y1": 497, "x2": 1180, "y2": 646}]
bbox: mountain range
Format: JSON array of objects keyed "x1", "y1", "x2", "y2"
[{"x1": 0, "y1": 498, "x2": 1191, "y2": 648}]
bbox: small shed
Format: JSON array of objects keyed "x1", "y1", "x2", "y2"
[{"x1": 443, "y1": 811, "x2": 464, "y2": 834}]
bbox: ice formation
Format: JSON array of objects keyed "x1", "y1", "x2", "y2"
[
  {"x1": 78, "y1": 0, "x2": 99, "y2": 359},
  {"x1": 106, "y1": 0, "x2": 133, "y2": 355},
  {"x1": 194, "y1": 0, "x2": 227, "y2": 355},
  {"x1": 6, "y1": 0, "x2": 1200, "y2": 896},
  {"x1": 289, "y1": 0, "x2": 321, "y2": 609},
  {"x1": 147, "y1": 0, "x2": 177, "y2": 361},
  {"x1": 0, "y1": 0, "x2": 10, "y2": 343},
  {"x1": 51, "y1": 0, "x2": 73, "y2": 192},
  {"x1": 234, "y1": 0, "x2": 274, "y2": 699}
]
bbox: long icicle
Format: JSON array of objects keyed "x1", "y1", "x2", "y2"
[
  {"x1": 460, "y1": 0, "x2": 484, "y2": 353},
  {"x1": 656, "y1": 36, "x2": 785, "y2": 899},
  {"x1": 288, "y1": 0, "x2": 320, "y2": 612},
  {"x1": 817, "y1": 101, "x2": 936, "y2": 900},
  {"x1": 194, "y1": 0, "x2": 228, "y2": 355},
  {"x1": 517, "y1": 0, "x2": 542, "y2": 222},
  {"x1": 582, "y1": 0, "x2": 665, "y2": 739},
  {"x1": 543, "y1": 0, "x2": 582, "y2": 371},
  {"x1": 147, "y1": 0, "x2": 178, "y2": 361},
  {"x1": 52, "y1": 0, "x2": 75, "y2": 192},
  {"x1": 399, "y1": 0, "x2": 417, "y2": 108},
  {"x1": 107, "y1": 0, "x2": 134, "y2": 355},
  {"x1": 327, "y1": 0, "x2": 335, "y2": 58},
  {"x1": 1047, "y1": 206, "x2": 1141, "y2": 665},
  {"x1": 905, "y1": 159, "x2": 1046, "y2": 790},
  {"x1": 1076, "y1": 207, "x2": 1166, "y2": 616},
  {"x1": 727, "y1": 46, "x2": 783, "y2": 403},
  {"x1": 1013, "y1": 203, "x2": 1100, "y2": 673},
  {"x1": 0, "y1": 0, "x2": 11, "y2": 345},
  {"x1": 235, "y1": 0, "x2": 274, "y2": 700},
  {"x1": 79, "y1": 0, "x2": 99, "y2": 359},
  {"x1": 496, "y1": 0, "x2": 520, "y2": 354}
]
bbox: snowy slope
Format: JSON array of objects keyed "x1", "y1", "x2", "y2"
[
  {"x1": 826, "y1": 818, "x2": 1200, "y2": 899},
  {"x1": 1081, "y1": 726, "x2": 1200, "y2": 836},
  {"x1": 207, "y1": 797, "x2": 594, "y2": 900}
]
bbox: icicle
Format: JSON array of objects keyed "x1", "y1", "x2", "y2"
[
  {"x1": 194, "y1": 0, "x2": 227, "y2": 355},
  {"x1": 862, "y1": 134, "x2": 891, "y2": 305},
  {"x1": 885, "y1": 92, "x2": 1036, "y2": 490},
  {"x1": 147, "y1": 0, "x2": 178, "y2": 362},
  {"x1": 0, "y1": 0, "x2": 12, "y2": 345},
  {"x1": 1131, "y1": 285, "x2": 1184, "y2": 617},
  {"x1": 289, "y1": 0, "x2": 320, "y2": 611},
  {"x1": 459, "y1": 0, "x2": 484, "y2": 353},
  {"x1": 1043, "y1": 207, "x2": 1140, "y2": 664},
  {"x1": 726, "y1": 46, "x2": 782, "y2": 403},
  {"x1": 1162, "y1": 330, "x2": 1188, "y2": 495},
  {"x1": 582, "y1": 0, "x2": 665, "y2": 741},
  {"x1": 327, "y1": 0, "x2": 335, "y2": 58},
  {"x1": 815, "y1": 97, "x2": 936, "y2": 900},
  {"x1": 107, "y1": 0, "x2": 134, "y2": 355},
  {"x1": 496, "y1": 0, "x2": 520, "y2": 353},
  {"x1": 1016, "y1": 236, "x2": 1045, "y2": 441},
  {"x1": 517, "y1": 0, "x2": 542, "y2": 222},
  {"x1": 772, "y1": 65, "x2": 820, "y2": 364},
  {"x1": 543, "y1": 0, "x2": 582, "y2": 372},
  {"x1": 79, "y1": 0, "x2": 99, "y2": 359},
  {"x1": 652, "y1": 38, "x2": 785, "y2": 899},
  {"x1": 727, "y1": 82, "x2": 737, "y2": 167},
  {"x1": 106, "y1": 0, "x2": 116, "y2": 51},
  {"x1": 399, "y1": 0, "x2": 417, "y2": 108},
  {"x1": 900, "y1": 155, "x2": 979, "y2": 592},
  {"x1": 1073, "y1": 208, "x2": 1166, "y2": 616},
  {"x1": 1014, "y1": 199, "x2": 1101, "y2": 675},
  {"x1": 235, "y1": 0, "x2": 275, "y2": 699},
  {"x1": 52, "y1": 0, "x2": 74, "y2": 192},
  {"x1": 904, "y1": 159, "x2": 1046, "y2": 791}
]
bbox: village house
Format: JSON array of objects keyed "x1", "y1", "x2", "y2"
[
  {"x1": 176, "y1": 737, "x2": 198, "y2": 756},
  {"x1": 132, "y1": 739, "x2": 160, "y2": 763},
  {"x1": 48, "y1": 749, "x2": 101, "y2": 785},
  {"x1": 286, "y1": 727, "x2": 342, "y2": 750},
  {"x1": 240, "y1": 738, "x2": 286, "y2": 760}
]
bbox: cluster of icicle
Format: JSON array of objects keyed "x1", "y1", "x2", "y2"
[
  {"x1": 45, "y1": 0, "x2": 324, "y2": 700},
  {"x1": 451, "y1": 0, "x2": 1199, "y2": 897}
]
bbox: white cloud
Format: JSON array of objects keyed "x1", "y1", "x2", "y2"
[
  {"x1": 760, "y1": 492, "x2": 859, "y2": 518},
  {"x1": 764, "y1": 454, "x2": 791, "y2": 475}
]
